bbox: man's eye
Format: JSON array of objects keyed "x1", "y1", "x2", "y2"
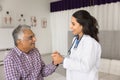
[{"x1": 28, "y1": 36, "x2": 33, "y2": 40}]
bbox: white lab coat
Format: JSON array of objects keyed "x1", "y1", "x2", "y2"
[{"x1": 63, "y1": 35, "x2": 101, "y2": 80}]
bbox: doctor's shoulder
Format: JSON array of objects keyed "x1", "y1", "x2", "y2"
[
  {"x1": 82, "y1": 35, "x2": 93, "y2": 41},
  {"x1": 82, "y1": 35, "x2": 99, "y2": 45}
]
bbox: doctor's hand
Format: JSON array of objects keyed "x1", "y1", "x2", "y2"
[{"x1": 51, "y1": 51, "x2": 64, "y2": 65}]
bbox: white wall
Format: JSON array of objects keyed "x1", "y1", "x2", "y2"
[
  {"x1": 0, "y1": 0, "x2": 52, "y2": 54},
  {"x1": 50, "y1": 11, "x2": 69, "y2": 56}
]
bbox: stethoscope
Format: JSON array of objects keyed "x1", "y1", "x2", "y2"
[{"x1": 68, "y1": 35, "x2": 83, "y2": 55}]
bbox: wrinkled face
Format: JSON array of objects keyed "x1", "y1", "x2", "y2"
[
  {"x1": 18, "y1": 29, "x2": 36, "y2": 52},
  {"x1": 70, "y1": 16, "x2": 83, "y2": 36}
]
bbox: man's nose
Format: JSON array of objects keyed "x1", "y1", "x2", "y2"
[{"x1": 33, "y1": 37, "x2": 36, "y2": 42}]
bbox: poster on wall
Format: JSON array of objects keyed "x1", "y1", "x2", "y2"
[
  {"x1": 31, "y1": 16, "x2": 37, "y2": 27},
  {"x1": 18, "y1": 14, "x2": 26, "y2": 25},
  {"x1": 41, "y1": 18, "x2": 47, "y2": 28},
  {"x1": 0, "y1": 11, "x2": 14, "y2": 28}
]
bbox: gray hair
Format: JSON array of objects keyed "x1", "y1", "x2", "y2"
[{"x1": 12, "y1": 25, "x2": 31, "y2": 46}]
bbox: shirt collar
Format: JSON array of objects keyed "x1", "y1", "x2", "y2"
[
  {"x1": 14, "y1": 47, "x2": 35, "y2": 56},
  {"x1": 14, "y1": 47, "x2": 25, "y2": 56}
]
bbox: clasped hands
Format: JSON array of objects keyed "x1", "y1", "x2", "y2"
[{"x1": 51, "y1": 51, "x2": 64, "y2": 65}]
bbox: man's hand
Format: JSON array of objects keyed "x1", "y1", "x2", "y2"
[{"x1": 51, "y1": 51, "x2": 64, "y2": 65}]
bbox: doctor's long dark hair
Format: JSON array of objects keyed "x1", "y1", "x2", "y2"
[{"x1": 72, "y1": 10, "x2": 99, "y2": 42}]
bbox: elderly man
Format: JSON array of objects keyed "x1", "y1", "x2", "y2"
[{"x1": 4, "y1": 25, "x2": 58, "y2": 80}]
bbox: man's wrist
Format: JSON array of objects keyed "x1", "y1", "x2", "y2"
[{"x1": 52, "y1": 61, "x2": 59, "y2": 66}]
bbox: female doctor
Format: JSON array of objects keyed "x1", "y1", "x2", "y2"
[{"x1": 52, "y1": 10, "x2": 101, "y2": 80}]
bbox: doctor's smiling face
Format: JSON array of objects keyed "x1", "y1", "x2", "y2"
[{"x1": 70, "y1": 16, "x2": 83, "y2": 37}]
